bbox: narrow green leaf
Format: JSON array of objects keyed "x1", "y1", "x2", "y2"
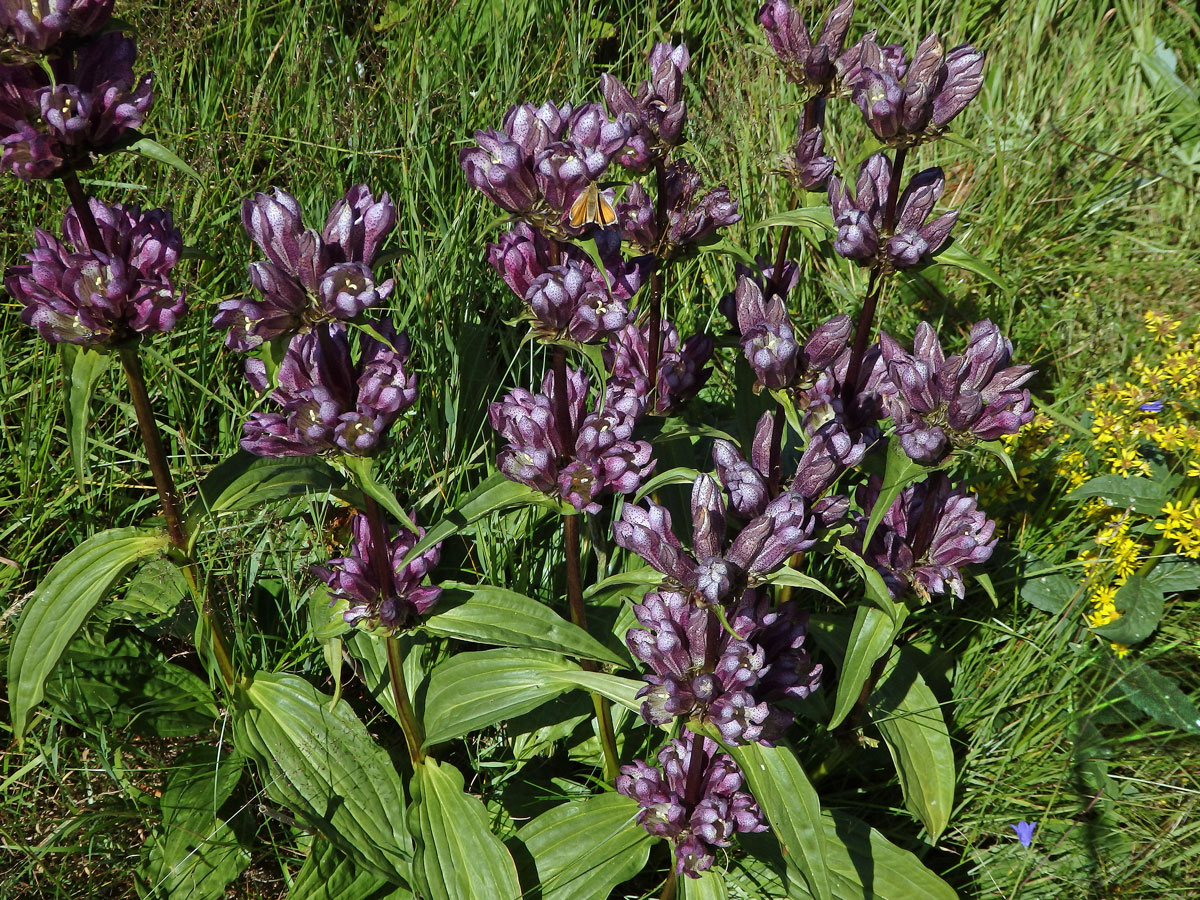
[
  {"x1": 422, "y1": 582, "x2": 625, "y2": 665},
  {"x1": 974, "y1": 440, "x2": 1017, "y2": 482},
  {"x1": 833, "y1": 546, "x2": 904, "y2": 623},
  {"x1": 752, "y1": 207, "x2": 835, "y2": 234},
  {"x1": 341, "y1": 455, "x2": 418, "y2": 533},
  {"x1": 787, "y1": 810, "x2": 959, "y2": 900},
  {"x1": 697, "y1": 237, "x2": 759, "y2": 268},
  {"x1": 730, "y1": 743, "x2": 831, "y2": 900},
  {"x1": 287, "y1": 839, "x2": 413, "y2": 900},
  {"x1": 1115, "y1": 660, "x2": 1200, "y2": 736},
  {"x1": 829, "y1": 606, "x2": 900, "y2": 729},
  {"x1": 552, "y1": 669, "x2": 645, "y2": 714},
  {"x1": 8, "y1": 527, "x2": 168, "y2": 742},
  {"x1": 187, "y1": 451, "x2": 341, "y2": 543},
  {"x1": 1065, "y1": 473, "x2": 1171, "y2": 516},
  {"x1": 125, "y1": 136, "x2": 202, "y2": 180},
  {"x1": 682, "y1": 868, "x2": 730, "y2": 900},
  {"x1": 422, "y1": 649, "x2": 580, "y2": 747},
  {"x1": 869, "y1": 648, "x2": 955, "y2": 839},
  {"x1": 864, "y1": 440, "x2": 929, "y2": 550},
  {"x1": 235, "y1": 672, "x2": 412, "y2": 882},
  {"x1": 1092, "y1": 575, "x2": 1164, "y2": 644},
  {"x1": 58, "y1": 343, "x2": 110, "y2": 488},
  {"x1": 517, "y1": 793, "x2": 652, "y2": 900},
  {"x1": 931, "y1": 241, "x2": 1010, "y2": 291},
  {"x1": 762, "y1": 566, "x2": 840, "y2": 602},
  {"x1": 409, "y1": 759, "x2": 522, "y2": 900},
  {"x1": 401, "y1": 472, "x2": 559, "y2": 568},
  {"x1": 634, "y1": 465, "x2": 703, "y2": 502}
]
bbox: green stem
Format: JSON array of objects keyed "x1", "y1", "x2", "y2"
[
  {"x1": 660, "y1": 867, "x2": 678, "y2": 900},
  {"x1": 118, "y1": 346, "x2": 235, "y2": 688},
  {"x1": 386, "y1": 634, "x2": 425, "y2": 766},
  {"x1": 551, "y1": 348, "x2": 620, "y2": 782}
]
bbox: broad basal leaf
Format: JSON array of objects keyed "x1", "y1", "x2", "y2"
[
  {"x1": 59, "y1": 343, "x2": 110, "y2": 488},
  {"x1": 869, "y1": 648, "x2": 955, "y2": 840},
  {"x1": 8, "y1": 526, "x2": 168, "y2": 742},
  {"x1": 409, "y1": 759, "x2": 521, "y2": 900},
  {"x1": 1092, "y1": 575, "x2": 1164, "y2": 644},
  {"x1": 516, "y1": 793, "x2": 652, "y2": 900},
  {"x1": 787, "y1": 810, "x2": 958, "y2": 900},
  {"x1": 235, "y1": 672, "x2": 411, "y2": 883},
  {"x1": 137, "y1": 743, "x2": 249, "y2": 900},
  {"x1": 681, "y1": 867, "x2": 730, "y2": 900},
  {"x1": 423, "y1": 583, "x2": 625, "y2": 665},
  {"x1": 287, "y1": 838, "x2": 414, "y2": 900},
  {"x1": 829, "y1": 606, "x2": 901, "y2": 730},
  {"x1": 730, "y1": 743, "x2": 831, "y2": 900}
]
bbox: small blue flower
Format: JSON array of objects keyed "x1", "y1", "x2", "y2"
[
  {"x1": 1138, "y1": 400, "x2": 1164, "y2": 413},
  {"x1": 1010, "y1": 820, "x2": 1036, "y2": 847}
]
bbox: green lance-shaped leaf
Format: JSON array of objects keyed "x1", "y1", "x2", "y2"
[
  {"x1": 58, "y1": 343, "x2": 110, "y2": 488},
  {"x1": 125, "y1": 136, "x2": 203, "y2": 181},
  {"x1": 868, "y1": 648, "x2": 955, "y2": 840},
  {"x1": 829, "y1": 606, "x2": 904, "y2": 730},
  {"x1": 422, "y1": 582, "x2": 625, "y2": 665},
  {"x1": 729, "y1": 743, "x2": 831, "y2": 900},
  {"x1": 8, "y1": 526, "x2": 168, "y2": 743},
  {"x1": 1092, "y1": 575, "x2": 1165, "y2": 644},
  {"x1": 863, "y1": 439, "x2": 931, "y2": 550},
  {"x1": 930, "y1": 241, "x2": 1011, "y2": 292},
  {"x1": 634, "y1": 465, "x2": 703, "y2": 502},
  {"x1": 401, "y1": 472, "x2": 567, "y2": 568},
  {"x1": 340, "y1": 455, "x2": 418, "y2": 533},
  {"x1": 1065, "y1": 473, "x2": 1172, "y2": 517},
  {"x1": 422, "y1": 649, "x2": 581, "y2": 747},
  {"x1": 516, "y1": 793, "x2": 653, "y2": 900},
  {"x1": 187, "y1": 451, "x2": 342, "y2": 543},
  {"x1": 751, "y1": 206, "x2": 836, "y2": 235},
  {"x1": 1114, "y1": 659, "x2": 1200, "y2": 736},
  {"x1": 408, "y1": 759, "x2": 522, "y2": 900},
  {"x1": 287, "y1": 838, "x2": 414, "y2": 900},
  {"x1": 787, "y1": 810, "x2": 959, "y2": 900},
  {"x1": 234, "y1": 672, "x2": 412, "y2": 883},
  {"x1": 137, "y1": 744, "x2": 249, "y2": 900},
  {"x1": 833, "y1": 546, "x2": 905, "y2": 624},
  {"x1": 681, "y1": 868, "x2": 730, "y2": 900},
  {"x1": 422, "y1": 649, "x2": 644, "y2": 747}
]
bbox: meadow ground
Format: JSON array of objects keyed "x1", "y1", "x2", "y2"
[{"x1": 1, "y1": 0, "x2": 1198, "y2": 897}]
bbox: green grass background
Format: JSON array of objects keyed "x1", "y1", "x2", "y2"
[{"x1": 1, "y1": 0, "x2": 1198, "y2": 896}]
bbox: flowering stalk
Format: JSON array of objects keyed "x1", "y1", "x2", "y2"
[
  {"x1": 646, "y1": 159, "x2": 669, "y2": 393},
  {"x1": 385, "y1": 628, "x2": 425, "y2": 766},
  {"x1": 117, "y1": 344, "x2": 235, "y2": 688},
  {"x1": 840, "y1": 268, "x2": 880, "y2": 406},
  {"x1": 551, "y1": 346, "x2": 620, "y2": 781}
]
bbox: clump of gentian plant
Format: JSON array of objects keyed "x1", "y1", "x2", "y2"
[{"x1": 5, "y1": 0, "x2": 1087, "y2": 897}]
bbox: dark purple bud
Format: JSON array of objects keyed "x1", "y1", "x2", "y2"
[
  {"x1": 713, "y1": 439, "x2": 769, "y2": 520},
  {"x1": 242, "y1": 188, "x2": 327, "y2": 290},
  {"x1": 792, "y1": 420, "x2": 867, "y2": 498},
  {"x1": 604, "y1": 319, "x2": 713, "y2": 418},
  {"x1": 613, "y1": 500, "x2": 697, "y2": 587},
  {"x1": 787, "y1": 125, "x2": 835, "y2": 191},
  {"x1": 524, "y1": 260, "x2": 629, "y2": 343},
  {"x1": 758, "y1": 0, "x2": 852, "y2": 90},
  {"x1": 832, "y1": 208, "x2": 878, "y2": 262},
  {"x1": 313, "y1": 511, "x2": 442, "y2": 632},
  {"x1": 801, "y1": 314, "x2": 852, "y2": 373},
  {"x1": 932, "y1": 45, "x2": 985, "y2": 127},
  {"x1": 459, "y1": 129, "x2": 539, "y2": 214},
  {"x1": 690, "y1": 474, "x2": 728, "y2": 561},
  {"x1": 895, "y1": 167, "x2": 944, "y2": 232},
  {"x1": 321, "y1": 184, "x2": 396, "y2": 267},
  {"x1": 616, "y1": 180, "x2": 657, "y2": 251},
  {"x1": 853, "y1": 67, "x2": 904, "y2": 141},
  {"x1": 8, "y1": 197, "x2": 184, "y2": 346}
]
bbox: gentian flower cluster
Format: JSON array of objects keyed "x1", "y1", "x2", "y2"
[
  {"x1": 845, "y1": 31, "x2": 984, "y2": 146},
  {"x1": 0, "y1": 6, "x2": 152, "y2": 179},
  {"x1": 240, "y1": 322, "x2": 417, "y2": 458},
  {"x1": 626, "y1": 587, "x2": 821, "y2": 744},
  {"x1": 758, "y1": 0, "x2": 854, "y2": 93},
  {"x1": 878, "y1": 320, "x2": 1036, "y2": 462},
  {"x1": 733, "y1": 274, "x2": 851, "y2": 393},
  {"x1": 851, "y1": 473, "x2": 998, "y2": 600},
  {"x1": 617, "y1": 732, "x2": 765, "y2": 877},
  {"x1": 1, "y1": 0, "x2": 114, "y2": 62},
  {"x1": 827, "y1": 154, "x2": 958, "y2": 270},
  {"x1": 214, "y1": 185, "x2": 396, "y2": 351},
  {"x1": 312, "y1": 511, "x2": 442, "y2": 632},
  {"x1": 489, "y1": 367, "x2": 654, "y2": 514},
  {"x1": 603, "y1": 319, "x2": 714, "y2": 418},
  {"x1": 7, "y1": 196, "x2": 184, "y2": 346},
  {"x1": 600, "y1": 41, "x2": 690, "y2": 163}
]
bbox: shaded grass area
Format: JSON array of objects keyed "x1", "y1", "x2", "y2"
[{"x1": 1, "y1": 0, "x2": 1198, "y2": 896}]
